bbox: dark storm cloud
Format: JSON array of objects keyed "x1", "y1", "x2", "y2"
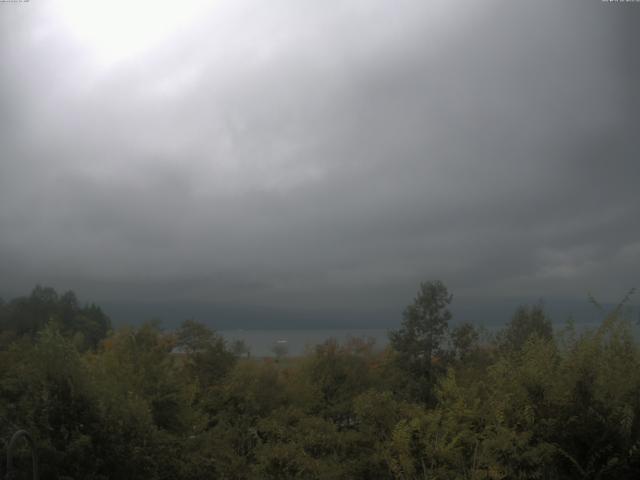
[{"x1": 1, "y1": 0, "x2": 638, "y2": 321}]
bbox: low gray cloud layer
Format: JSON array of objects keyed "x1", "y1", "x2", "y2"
[{"x1": 1, "y1": 1, "x2": 638, "y2": 323}]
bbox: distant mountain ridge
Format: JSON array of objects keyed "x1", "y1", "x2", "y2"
[{"x1": 98, "y1": 298, "x2": 637, "y2": 330}]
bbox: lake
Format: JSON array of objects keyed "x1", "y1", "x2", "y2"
[
  {"x1": 219, "y1": 328, "x2": 390, "y2": 357},
  {"x1": 220, "y1": 320, "x2": 631, "y2": 357}
]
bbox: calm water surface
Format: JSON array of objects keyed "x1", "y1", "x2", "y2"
[
  {"x1": 219, "y1": 329, "x2": 389, "y2": 357},
  {"x1": 220, "y1": 320, "x2": 626, "y2": 357}
]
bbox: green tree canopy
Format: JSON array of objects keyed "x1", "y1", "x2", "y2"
[
  {"x1": 389, "y1": 280, "x2": 453, "y2": 403},
  {"x1": 0, "y1": 286, "x2": 111, "y2": 350},
  {"x1": 498, "y1": 303, "x2": 553, "y2": 352}
]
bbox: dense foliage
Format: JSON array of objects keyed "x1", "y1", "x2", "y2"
[{"x1": 1, "y1": 284, "x2": 639, "y2": 479}]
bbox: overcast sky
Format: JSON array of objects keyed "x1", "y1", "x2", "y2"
[{"x1": 1, "y1": 0, "x2": 638, "y2": 324}]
